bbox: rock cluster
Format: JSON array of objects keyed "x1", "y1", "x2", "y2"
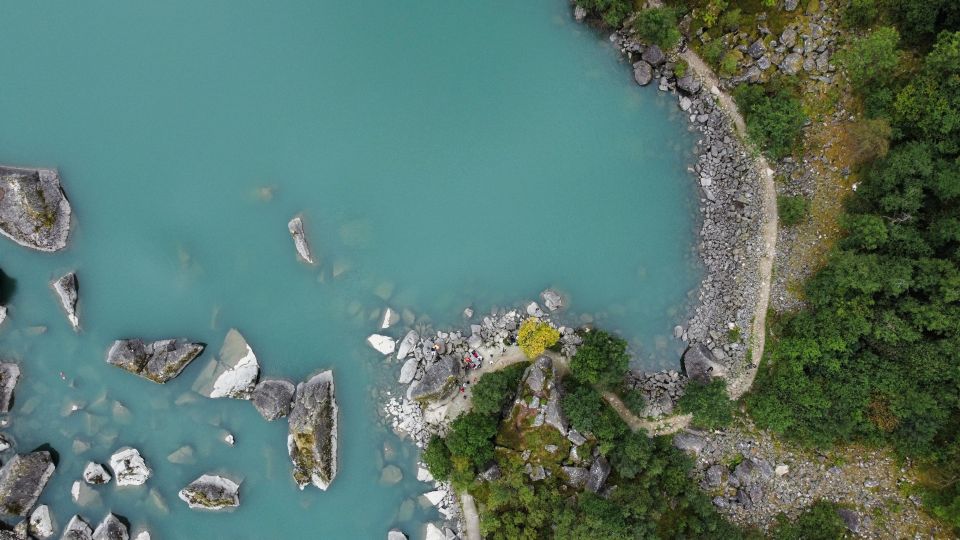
[
  {"x1": 0, "y1": 165, "x2": 72, "y2": 252},
  {"x1": 193, "y1": 329, "x2": 260, "y2": 399},
  {"x1": 624, "y1": 369, "x2": 687, "y2": 417},
  {"x1": 52, "y1": 271, "x2": 80, "y2": 331},
  {"x1": 514, "y1": 357, "x2": 567, "y2": 434},
  {"x1": 178, "y1": 474, "x2": 240, "y2": 510},
  {"x1": 288, "y1": 371, "x2": 338, "y2": 490},
  {"x1": 0, "y1": 451, "x2": 55, "y2": 516},
  {"x1": 106, "y1": 338, "x2": 205, "y2": 383}
]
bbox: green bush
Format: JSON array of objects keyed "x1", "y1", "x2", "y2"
[
  {"x1": 778, "y1": 195, "x2": 809, "y2": 227},
  {"x1": 703, "y1": 39, "x2": 726, "y2": 68},
  {"x1": 843, "y1": 0, "x2": 878, "y2": 28},
  {"x1": 838, "y1": 27, "x2": 900, "y2": 90},
  {"x1": 770, "y1": 501, "x2": 848, "y2": 539},
  {"x1": 734, "y1": 84, "x2": 807, "y2": 160},
  {"x1": 422, "y1": 435, "x2": 452, "y2": 480},
  {"x1": 622, "y1": 387, "x2": 647, "y2": 416},
  {"x1": 576, "y1": 0, "x2": 632, "y2": 28},
  {"x1": 445, "y1": 411, "x2": 499, "y2": 469},
  {"x1": 632, "y1": 7, "x2": 682, "y2": 50},
  {"x1": 570, "y1": 330, "x2": 630, "y2": 389},
  {"x1": 719, "y1": 52, "x2": 740, "y2": 77},
  {"x1": 677, "y1": 378, "x2": 734, "y2": 430},
  {"x1": 471, "y1": 362, "x2": 529, "y2": 415},
  {"x1": 561, "y1": 381, "x2": 628, "y2": 451}
]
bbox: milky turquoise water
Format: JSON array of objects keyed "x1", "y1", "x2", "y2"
[{"x1": 0, "y1": 1, "x2": 699, "y2": 537}]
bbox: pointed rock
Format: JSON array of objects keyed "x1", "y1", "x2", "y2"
[
  {"x1": 109, "y1": 447, "x2": 151, "y2": 486},
  {"x1": 395, "y1": 330, "x2": 418, "y2": 360},
  {"x1": 82, "y1": 463, "x2": 111, "y2": 485},
  {"x1": 178, "y1": 474, "x2": 240, "y2": 510},
  {"x1": 194, "y1": 329, "x2": 260, "y2": 399},
  {"x1": 251, "y1": 379, "x2": 295, "y2": 421},
  {"x1": 380, "y1": 308, "x2": 399, "y2": 329},
  {"x1": 92, "y1": 513, "x2": 127, "y2": 540},
  {"x1": 0, "y1": 451, "x2": 55, "y2": 516},
  {"x1": 288, "y1": 371, "x2": 338, "y2": 490},
  {"x1": 287, "y1": 216, "x2": 314, "y2": 264},
  {"x1": 29, "y1": 504, "x2": 54, "y2": 538},
  {"x1": 0, "y1": 166, "x2": 72, "y2": 252},
  {"x1": 106, "y1": 339, "x2": 204, "y2": 383},
  {"x1": 52, "y1": 272, "x2": 80, "y2": 331},
  {"x1": 62, "y1": 516, "x2": 92, "y2": 540}
]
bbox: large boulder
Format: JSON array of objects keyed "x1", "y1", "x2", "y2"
[
  {"x1": 287, "y1": 215, "x2": 314, "y2": 264},
  {"x1": 677, "y1": 75, "x2": 702, "y2": 95},
  {"x1": 288, "y1": 371, "x2": 338, "y2": 490},
  {"x1": 561, "y1": 466, "x2": 589, "y2": 489},
  {"x1": 367, "y1": 334, "x2": 396, "y2": 356},
  {"x1": 106, "y1": 339, "x2": 204, "y2": 384},
  {"x1": 178, "y1": 474, "x2": 240, "y2": 510},
  {"x1": 52, "y1": 272, "x2": 80, "y2": 331},
  {"x1": 540, "y1": 289, "x2": 564, "y2": 311},
  {"x1": 0, "y1": 363, "x2": 20, "y2": 413},
  {"x1": 681, "y1": 344, "x2": 727, "y2": 384},
  {"x1": 28, "y1": 504, "x2": 54, "y2": 538},
  {"x1": 0, "y1": 166, "x2": 72, "y2": 252},
  {"x1": 92, "y1": 513, "x2": 127, "y2": 540},
  {"x1": 62, "y1": 516, "x2": 92, "y2": 540},
  {"x1": 397, "y1": 358, "x2": 419, "y2": 385},
  {"x1": 251, "y1": 379, "x2": 295, "y2": 421},
  {"x1": 0, "y1": 451, "x2": 55, "y2": 516},
  {"x1": 109, "y1": 447, "x2": 151, "y2": 486},
  {"x1": 641, "y1": 45, "x2": 665, "y2": 66},
  {"x1": 396, "y1": 330, "x2": 419, "y2": 360},
  {"x1": 632, "y1": 61, "x2": 652, "y2": 86},
  {"x1": 406, "y1": 356, "x2": 460, "y2": 402},
  {"x1": 193, "y1": 329, "x2": 260, "y2": 399},
  {"x1": 673, "y1": 432, "x2": 707, "y2": 454},
  {"x1": 585, "y1": 456, "x2": 610, "y2": 493}
]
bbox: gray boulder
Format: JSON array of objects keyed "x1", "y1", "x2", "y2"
[
  {"x1": 193, "y1": 329, "x2": 260, "y2": 399},
  {"x1": 781, "y1": 52, "x2": 804, "y2": 75},
  {"x1": 397, "y1": 358, "x2": 419, "y2": 385},
  {"x1": 106, "y1": 339, "x2": 204, "y2": 384},
  {"x1": 677, "y1": 75, "x2": 702, "y2": 95},
  {"x1": 641, "y1": 45, "x2": 664, "y2": 66},
  {"x1": 0, "y1": 451, "x2": 55, "y2": 516},
  {"x1": 82, "y1": 463, "x2": 110, "y2": 485},
  {"x1": 522, "y1": 357, "x2": 552, "y2": 394},
  {"x1": 28, "y1": 504, "x2": 54, "y2": 538},
  {"x1": 62, "y1": 516, "x2": 92, "y2": 540},
  {"x1": 632, "y1": 61, "x2": 652, "y2": 86},
  {"x1": 706, "y1": 465, "x2": 724, "y2": 487},
  {"x1": 733, "y1": 457, "x2": 774, "y2": 485},
  {"x1": 287, "y1": 215, "x2": 314, "y2": 264},
  {"x1": 747, "y1": 38, "x2": 766, "y2": 59},
  {"x1": 288, "y1": 371, "x2": 338, "y2": 490},
  {"x1": 784, "y1": 0, "x2": 799, "y2": 11},
  {"x1": 837, "y1": 509, "x2": 860, "y2": 534},
  {"x1": 0, "y1": 166, "x2": 72, "y2": 252},
  {"x1": 52, "y1": 272, "x2": 80, "y2": 331},
  {"x1": 407, "y1": 356, "x2": 460, "y2": 402},
  {"x1": 781, "y1": 27, "x2": 797, "y2": 48},
  {"x1": 251, "y1": 379, "x2": 295, "y2": 421},
  {"x1": 396, "y1": 330, "x2": 419, "y2": 360},
  {"x1": 0, "y1": 363, "x2": 20, "y2": 413},
  {"x1": 681, "y1": 344, "x2": 726, "y2": 384},
  {"x1": 673, "y1": 432, "x2": 706, "y2": 454},
  {"x1": 178, "y1": 474, "x2": 240, "y2": 510},
  {"x1": 561, "y1": 466, "x2": 589, "y2": 489},
  {"x1": 92, "y1": 513, "x2": 127, "y2": 540},
  {"x1": 540, "y1": 289, "x2": 564, "y2": 311},
  {"x1": 585, "y1": 456, "x2": 610, "y2": 493}
]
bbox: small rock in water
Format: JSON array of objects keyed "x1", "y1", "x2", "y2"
[
  {"x1": 367, "y1": 334, "x2": 396, "y2": 355},
  {"x1": 52, "y1": 271, "x2": 80, "y2": 331},
  {"x1": 387, "y1": 530, "x2": 408, "y2": 540},
  {"x1": 540, "y1": 289, "x2": 564, "y2": 311},
  {"x1": 71, "y1": 480, "x2": 102, "y2": 507},
  {"x1": 109, "y1": 447, "x2": 152, "y2": 486},
  {"x1": 379, "y1": 465, "x2": 403, "y2": 485},
  {"x1": 193, "y1": 328, "x2": 260, "y2": 400},
  {"x1": 251, "y1": 379, "x2": 295, "y2": 421},
  {"x1": 223, "y1": 432, "x2": 236, "y2": 446},
  {"x1": 380, "y1": 307, "x2": 399, "y2": 329},
  {"x1": 0, "y1": 165, "x2": 73, "y2": 252},
  {"x1": 0, "y1": 433, "x2": 12, "y2": 452},
  {"x1": 83, "y1": 462, "x2": 111, "y2": 485},
  {"x1": 178, "y1": 474, "x2": 241, "y2": 510},
  {"x1": 287, "y1": 215, "x2": 315, "y2": 264},
  {"x1": 462, "y1": 307, "x2": 474, "y2": 319},
  {"x1": 167, "y1": 445, "x2": 195, "y2": 465},
  {"x1": 29, "y1": 504, "x2": 55, "y2": 538},
  {"x1": 92, "y1": 513, "x2": 128, "y2": 540},
  {"x1": 63, "y1": 515, "x2": 93, "y2": 540},
  {"x1": 106, "y1": 339, "x2": 205, "y2": 384},
  {"x1": 0, "y1": 362, "x2": 21, "y2": 413}
]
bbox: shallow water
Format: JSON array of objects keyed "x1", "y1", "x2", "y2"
[{"x1": 0, "y1": 0, "x2": 699, "y2": 537}]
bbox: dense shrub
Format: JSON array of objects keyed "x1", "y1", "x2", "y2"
[
  {"x1": 575, "y1": 0, "x2": 632, "y2": 27},
  {"x1": 778, "y1": 195, "x2": 809, "y2": 227},
  {"x1": 677, "y1": 378, "x2": 735, "y2": 430},
  {"x1": 886, "y1": 0, "x2": 960, "y2": 45},
  {"x1": 516, "y1": 318, "x2": 560, "y2": 359},
  {"x1": 471, "y1": 362, "x2": 528, "y2": 415},
  {"x1": 445, "y1": 411, "x2": 499, "y2": 469},
  {"x1": 562, "y1": 381, "x2": 628, "y2": 451},
  {"x1": 633, "y1": 7, "x2": 682, "y2": 50},
  {"x1": 769, "y1": 501, "x2": 848, "y2": 540},
  {"x1": 569, "y1": 329, "x2": 630, "y2": 388},
  {"x1": 734, "y1": 84, "x2": 806, "y2": 160},
  {"x1": 422, "y1": 435, "x2": 452, "y2": 480},
  {"x1": 838, "y1": 27, "x2": 901, "y2": 114},
  {"x1": 843, "y1": 0, "x2": 878, "y2": 28}
]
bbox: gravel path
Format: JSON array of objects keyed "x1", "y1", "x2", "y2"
[{"x1": 460, "y1": 493, "x2": 482, "y2": 540}]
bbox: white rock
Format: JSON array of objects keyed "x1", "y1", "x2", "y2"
[
  {"x1": 380, "y1": 308, "x2": 399, "y2": 329},
  {"x1": 63, "y1": 516, "x2": 92, "y2": 539},
  {"x1": 775, "y1": 464, "x2": 789, "y2": 476},
  {"x1": 195, "y1": 328, "x2": 260, "y2": 399},
  {"x1": 0, "y1": 306, "x2": 6, "y2": 327},
  {"x1": 424, "y1": 523, "x2": 445, "y2": 540},
  {"x1": 82, "y1": 462, "x2": 111, "y2": 484},
  {"x1": 287, "y1": 215, "x2": 315, "y2": 264},
  {"x1": 423, "y1": 490, "x2": 445, "y2": 506},
  {"x1": 367, "y1": 334, "x2": 396, "y2": 355},
  {"x1": 109, "y1": 447, "x2": 152, "y2": 486},
  {"x1": 29, "y1": 505, "x2": 54, "y2": 538},
  {"x1": 387, "y1": 530, "x2": 408, "y2": 540},
  {"x1": 133, "y1": 532, "x2": 151, "y2": 540},
  {"x1": 224, "y1": 433, "x2": 236, "y2": 446},
  {"x1": 70, "y1": 480, "x2": 101, "y2": 507},
  {"x1": 398, "y1": 358, "x2": 419, "y2": 385},
  {"x1": 51, "y1": 271, "x2": 80, "y2": 331},
  {"x1": 396, "y1": 330, "x2": 419, "y2": 360},
  {"x1": 416, "y1": 466, "x2": 434, "y2": 482},
  {"x1": 462, "y1": 307, "x2": 474, "y2": 319},
  {"x1": 525, "y1": 302, "x2": 543, "y2": 317}
]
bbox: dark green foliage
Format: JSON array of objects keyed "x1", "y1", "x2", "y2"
[
  {"x1": 562, "y1": 382, "x2": 628, "y2": 451},
  {"x1": 569, "y1": 330, "x2": 630, "y2": 388},
  {"x1": 621, "y1": 387, "x2": 647, "y2": 416},
  {"x1": 778, "y1": 195, "x2": 810, "y2": 227},
  {"x1": 678, "y1": 378, "x2": 735, "y2": 430},
  {"x1": 471, "y1": 362, "x2": 528, "y2": 415},
  {"x1": 769, "y1": 501, "x2": 848, "y2": 540},
  {"x1": 734, "y1": 84, "x2": 806, "y2": 160},
  {"x1": 445, "y1": 411, "x2": 499, "y2": 469},
  {"x1": 885, "y1": 0, "x2": 960, "y2": 45},
  {"x1": 893, "y1": 31, "x2": 960, "y2": 154},
  {"x1": 632, "y1": 7, "x2": 682, "y2": 50},
  {"x1": 839, "y1": 26, "x2": 900, "y2": 91},
  {"x1": 843, "y1": 0, "x2": 878, "y2": 28},
  {"x1": 576, "y1": 0, "x2": 633, "y2": 28},
  {"x1": 422, "y1": 435, "x2": 452, "y2": 480},
  {"x1": 608, "y1": 430, "x2": 653, "y2": 478}
]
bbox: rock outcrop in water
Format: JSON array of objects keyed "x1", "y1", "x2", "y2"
[
  {"x1": 0, "y1": 451, "x2": 55, "y2": 516},
  {"x1": 0, "y1": 166, "x2": 72, "y2": 252},
  {"x1": 367, "y1": 334, "x2": 395, "y2": 356},
  {"x1": 106, "y1": 339, "x2": 204, "y2": 384},
  {"x1": 62, "y1": 515, "x2": 92, "y2": 540},
  {"x1": 681, "y1": 343, "x2": 728, "y2": 384},
  {"x1": 109, "y1": 447, "x2": 151, "y2": 486},
  {"x1": 178, "y1": 474, "x2": 240, "y2": 510},
  {"x1": 0, "y1": 363, "x2": 20, "y2": 413},
  {"x1": 52, "y1": 271, "x2": 80, "y2": 331},
  {"x1": 287, "y1": 215, "x2": 314, "y2": 264},
  {"x1": 82, "y1": 463, "x2": 111, "y2": 485},
  {"x1": 251, "y1": 379, "x2": 295, "y2": 421},
  {"x1": 288, "y1": 370, "x2": 338, "y2": 490},
  {"x1": 193, "y1": 329, "x2": 260, "y2": 399},
  {"x1": 28, "y1": 504, "x2": 53, "y2": 538},
  {"x1": 92, "y1": 513, "x2": 127, "y2": 540}
]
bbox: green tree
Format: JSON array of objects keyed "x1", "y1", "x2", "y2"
[
  {"x1": 575, "y1": 0, "x2": 632, "y2": 28},
  {"x1": 734, "y1": 85, "x2": 807, "y2": 160},
  {"x1": 421, "y1": 435, "x2": 452, "y2": 480},
  {"x1": 632, "y1": 7, "x2": 682, "y2": 50},
  {"x1": 838, "y1": 27, "x2": 901, "y2": 89},
  {"x1": 843, "y1": 0, "x2": 878, "y2": 28},
  {"x1": 769, "y1": 501, "x2": 848, "y2": 540},
  {"x1": 471, "y1": 362, "x2": 529, "y2": 415},
  {"x1": 445, "y1": 411, "x2": 499, "y2": 469},
  {"x1": 570, "y1": 330, "x2": 630, "y2": 388},
  {"x1": 608, "y1": 430, "x2": 654, "y2": 478},
  {"x1": 561, "y1": 381, "x2": 628, "y2": 450},
  {"x1": 678, "y1": 378, "x2": 735, "y2": 430}
]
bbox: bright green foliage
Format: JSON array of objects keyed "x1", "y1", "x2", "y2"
[
  {"x1": 719, "y1": 51, "x2": 741, "y2": 77},
  {"x1": 569, "y1": 330, "x2": 630, "y2": 388},
  {"x1": 632, "y1": 7, "x2": 682, "y2": 50},
  {"x1": 893, "y1": 32, "x2": 960, "y2": 155},
  {"x1": 445, "y1": 411, "x2": 499, "y2": 469},
  {"x1": 734, "y1": 84, "x2": 806, "y2": 160},
  {"x1": 769, "y1": 501, "x2": 848, "y2": 540},
  {"x1": 778, "y1": 195, "x2": 809, "y2": 227},
  {"x1": 575, "y1": 0, "x2": 632, "y2": 27},
  {"x1": 422, "y1": 435, "x2": 452, "y2": 480},
  {"x1": 678, "y1": 378, "x2": 735, "y2": 430},
  {"x1": 517, "y1": 318, "x2": 560, "y2": 359},
  {"x1": 838, "y1": 27, "x2": 900, "y2": 89},
  {"x1": 471, "y1": 362, "x2": 529, "y2": 415}
]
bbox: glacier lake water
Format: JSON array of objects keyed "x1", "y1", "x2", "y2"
[{"x1": 0, "y1": 0, "x2": 700, "y2": 538}]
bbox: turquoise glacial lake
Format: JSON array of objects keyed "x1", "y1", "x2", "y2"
[{"x1": 0, "y1": 0, "x2": 699, "y2": 538}]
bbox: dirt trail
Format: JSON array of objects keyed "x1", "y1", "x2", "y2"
[
  {"x1": 680, "y1": 50, "x2": 778, "y2": 400},
  {"x1": 460, "y1": 493, "x2": 482, "y2": 540},
  {"x1": 601, "y1": 391, "x2": 693, "y2": 435}
]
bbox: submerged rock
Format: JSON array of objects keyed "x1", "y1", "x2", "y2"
[
  {"x1": 194, "y1": 329, "x2": 260, "y2": 399},
  {"x1": 406, "y1": 356, "x2": 460, "y2": 402},
  {"x1": 106, "y1": 339, "x2": 204, "y2": 384},
  {"x1": 82, "y1": 463, "x2": 111, "y2": 485},
  {"x1": 287, "y1": 215, "x2": 314, "y2": 264},
  {"x1": 52, "y1": 272, "x2": 80, "y2": 331},
  {"x1": 71, "y1": 481, "x2": 101, "y2": 507},
  {"x1": 0, "y1": 165, "x2": 72, "y2": 252},
  {"x1": 0, "y1": 363, "x2": 20, "y2": 413},
  {"x1": 367, "y1": 334, "x2": 396, "y2": 356},
  {"x1": 251, "y1": 379, "x2": 295, "y2": 421},
  {"x1": 540, "y1": 289, "x2": 564, "y2": 311},
  {"x1": 288, "y1": 371, "x2": 338, "y2": 490},
  {"x1": 28, "y1": 504, "x2": 54, "y2": 538},
  {"x1": 178, "y1": 474, "x2": 240, "y2": 510},
  {"x1": 92, "y1": 513, "x2": 127, "y2": 540},
  {"x1": 62, "y1": 516, "x2": 92, "y2": 540},
  {"x1": 0, "y1": 451, "x2": 55, "y2": 516},
  {"x1": 380, "y1": 308, "x2": 399, "y2": 329},
  {"x1": 109, "y1": 447, "x2": 151, "y2": 486}
]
